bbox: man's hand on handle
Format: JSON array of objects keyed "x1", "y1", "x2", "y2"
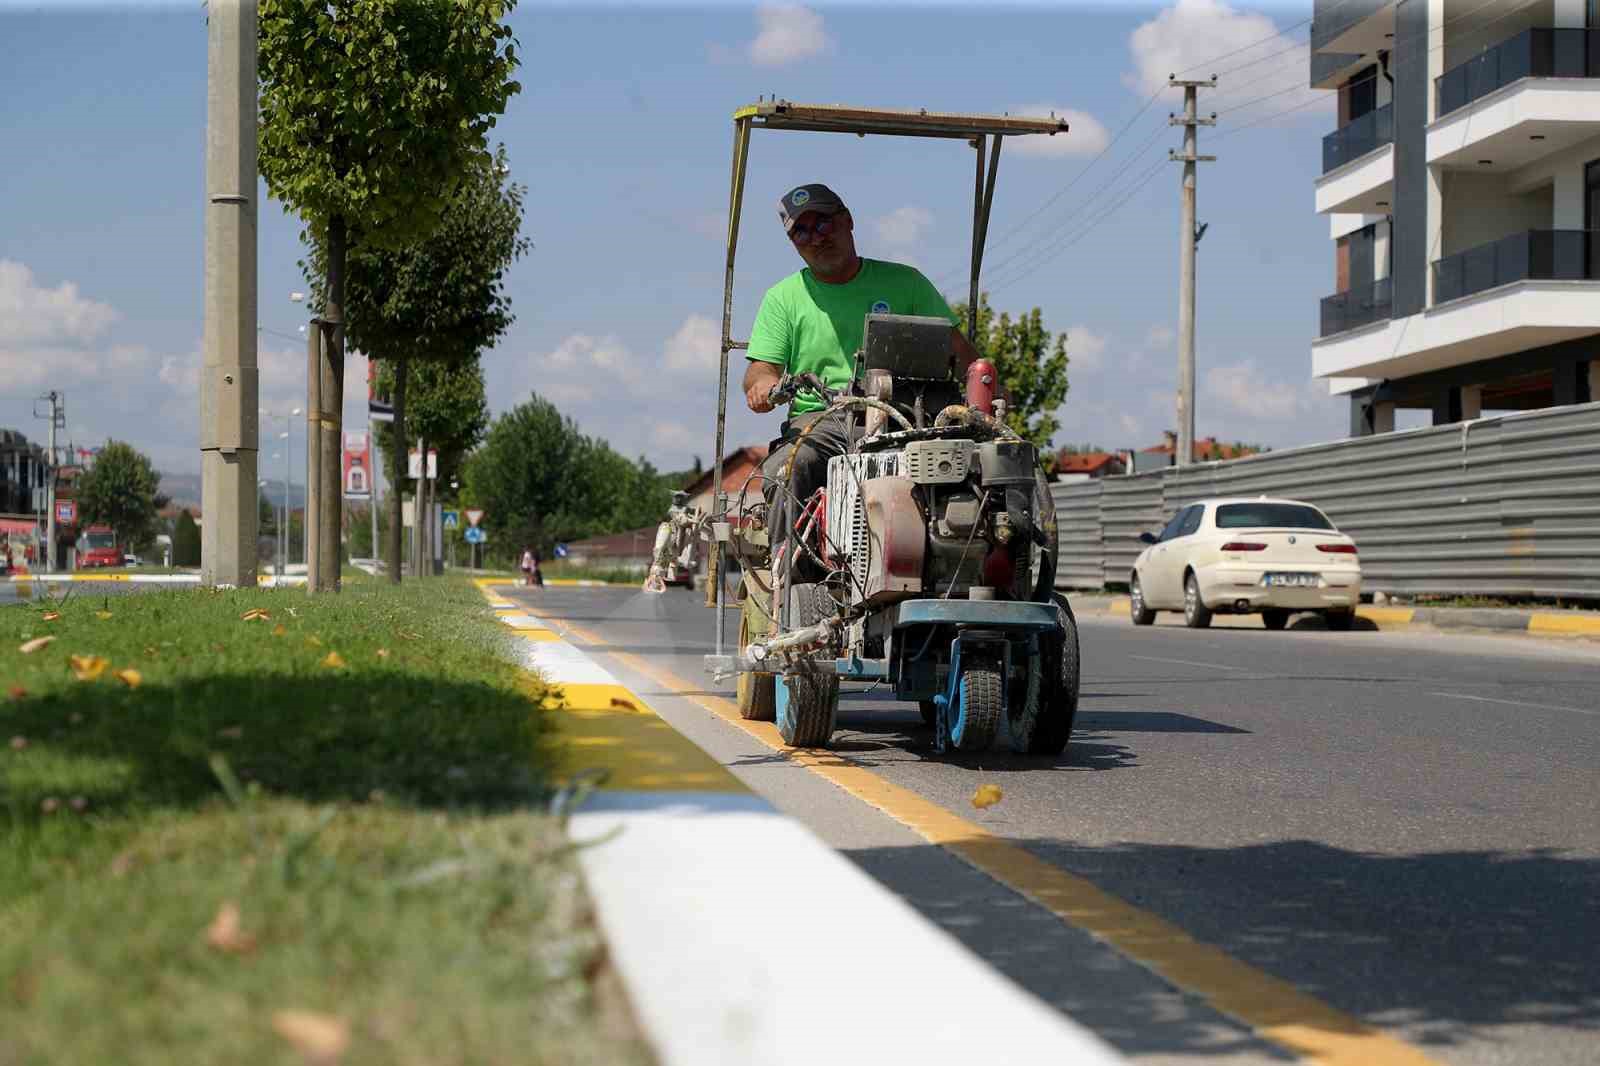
[{"x1": 743, "y1": 360, "x2": 784, "y2": 414}]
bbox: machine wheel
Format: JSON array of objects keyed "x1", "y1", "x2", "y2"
[
  {"x1": 949, "y1": 657, "x2": 1003, "y2": 752},
  {"x1": 918, "y1": 700, "x2": 938, "y2": 728},
  {"x1": 1325, "y1": 608, "x2": 1355, "y2": 632},
  {"x1": 1261, "y1": 609, "x2": 1290, "y2": 631},
  {"x1": 1183, "y1": 573, "x2": 1213, "y2": 630},
  {"x1": 735, "y1": 596, "x2": 775, "y2": 721},
  {"x1": 774, "y1": 583, "x2": 838, "y2": 748},
  {"x1": 1129, "y1": 574, "x2": 1157, "y2": 626},
  {"x1": 1008, "y1": 595, "x2": 1080, "y2": 755}
]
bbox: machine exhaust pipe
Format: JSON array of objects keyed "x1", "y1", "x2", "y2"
[{"x1": 1234, "y1": 599, "x2": 1250, "y2": 612}]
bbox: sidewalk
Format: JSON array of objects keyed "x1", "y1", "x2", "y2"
[
  {"x1": 1067, "y1": 592, "x2": 1600, "y2": 639},
  {"x1": 475, "y1": 579, "x2": 1125, "y2": 1066}
]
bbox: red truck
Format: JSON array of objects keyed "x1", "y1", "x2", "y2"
[{"x1": 75, "y1": 525, "x2": 123, "y2": 569}]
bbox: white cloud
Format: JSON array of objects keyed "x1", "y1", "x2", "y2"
[
  {"x1": 1143, "y1": 324, "x2": 1176, "y2": 350},
  {"x1": 1007, "y1": 107, "x2": 1111, "y2": 158},
  {"x1": 664, "y1": 314, "x2": 721, "y2": 374},
  {"x1": 874, "y1": 206, "x2": 934, "y2": 248},
  {"x1": 0, "y1": 259, "x2": 118, "y2": 347},
  {"x1": 1203, "y1": 360, "x2": 1306, "y2": 420},
  {"x1": 544, "y1": 333, "x2": 632, "y2": 373},
  {"x1": 1065, "y1": 325, "x2": 1108, "y2": 372},
  {"x1": 748, "y1": 5, "x2": 829, "y2": 67},
  {"x1": 1126, "y1": 0, "x2": 1324, "y2": 123}
]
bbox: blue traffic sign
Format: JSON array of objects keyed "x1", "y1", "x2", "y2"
[
  {"x1": 464, "y1": 526, "x2": 487, "y2": 545},
  {"x1": 554, "y1": 543, "x2": 569, "y2": 558},
  {"x1": 442, "y1": 509, "x2": 460, "y2": 530}
]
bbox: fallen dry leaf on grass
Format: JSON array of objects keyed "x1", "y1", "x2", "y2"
[
  {"x1": 9, "y1": 736, "x2": 26, "y2": 751},
  {"x1": 114, "y1": 668, "x2": 142, "y2": 689},
  {"x1": 241, "y1": 608, "x2": 271, "y2": 622},
  {"x1": 69, "y1": 654, "x2": 110, "y2": 681},
  {"x1": 271, "y1": 624, "x2": 288, "y2": 637},
  {"x1": 41, "y1": 611, "x2": 59, "y2": 622},
  {"x1": 971, "y1": 784, "x2": 1004, "y2": 810},
  {"x1": 40, "y1": 797, "x2": 59, "y2": 814},
  {"x1": 303, "y1": 635, "x2": 323, "y2": 648},
  {"x1": 205, "y1": 901, "x2": 257, "y2": 955},
  {"x1": 271, "y1": 1010, "x2": 349, "y2": 1064},
  {"x1": 18, "y1": 636, "x2": 55, "y2": 654},
  {"x1": 320, "y1": 651, "x2": 347, "y2": 670},
  {"x1": 8, "y1": 686, "x2": 26, "y2": 702},
  {"x1": 95, "y1": 611, "x2": 113, "y2": 620},
  {"x1": 609, "y1": 697, "x2": 638, "y2": 711},
  {"x1": 375, "y1": 648, "x2": 390, "y2": 659}
]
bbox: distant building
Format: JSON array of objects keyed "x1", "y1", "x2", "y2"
[
  {"x1": 1052, "y1": 452, "x2": 1127, "y2": 480},
  {"x1": 1311, "y1": 0, "x2": 1600, "y2": 434},
  {"x1": 683, "y1": 445, "x2": 770, "y2": 517},
  {"x1": 561, "y1": 525, "x2": 663, "y2": 572},
  {"x1": 1138, "y1": 431, "x2": 1263, "y2": 467},
  {"x1": 0, "y1": 429, "x2": 48, "y2": 516}
]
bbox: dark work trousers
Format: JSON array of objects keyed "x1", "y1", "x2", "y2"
[{"x1": 760, "y1": 408, "x2": 856, "y2": 583}]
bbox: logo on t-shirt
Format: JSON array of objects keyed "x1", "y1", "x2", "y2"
[
  {"x1": 871, "y1": 300, "x2": 891, "y2": 314},
  {"x1": 790, "y1": 188, "x2": 811, "y2": 207}
]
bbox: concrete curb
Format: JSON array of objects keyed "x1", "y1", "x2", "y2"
[
  {"x1": 1063, "y1": 593, "x2": 1600, "y2": 638},
  {"x1": 472, "y1": 578, "x2": 1125, "y2": 1066},
  {"x1": 3, "y1": 572, "x2": 307, "y2": 587}
]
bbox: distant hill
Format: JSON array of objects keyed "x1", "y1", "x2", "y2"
[{"x1": 161, "y1": 472, "x2": 307, "y2": 512}]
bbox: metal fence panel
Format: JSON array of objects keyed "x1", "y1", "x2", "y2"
[
  {"x1": 1052, "y1": 401, "x2": 1600, "y2": 600},
  {"x1": 1050, "y1": 481, "x2": 1104, "y2": 588}
]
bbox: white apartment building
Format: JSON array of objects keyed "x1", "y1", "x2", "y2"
[{"x1": 1312, "y1": 0, "x2": 1600, "y2": 433}]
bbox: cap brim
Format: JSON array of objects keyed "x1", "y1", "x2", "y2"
[{"x1": 782, "y1": 201, "x2": 844, "y2": 231}]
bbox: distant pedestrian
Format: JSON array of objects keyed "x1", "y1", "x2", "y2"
[
  {"x1": 530, "y1": 547, "x2": 545, "y2": 588},
  {"x1": 520, "y1": 547, "x2": 535, "y2": 586}
]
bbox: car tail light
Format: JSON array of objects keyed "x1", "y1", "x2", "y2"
[
  {"x1": 1317, "y1": 543, "x2": 1358, "y2": 554},
  {"x1": 1221, "y1": 541, "x2": 1268, "y2": 551}
]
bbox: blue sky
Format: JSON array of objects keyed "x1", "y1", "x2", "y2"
[{"x1": 0, "y1": 0, "x2": 1345, "y2": 479}]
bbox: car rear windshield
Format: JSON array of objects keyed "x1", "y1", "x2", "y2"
[{"x1": 1215, "y1": 503, "x2": 1335, "y2": 530}]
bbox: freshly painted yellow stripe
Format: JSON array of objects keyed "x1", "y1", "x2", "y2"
[
  {"x1": 542, "y1": 680, "x2": 748, "y2": 793},
  {"x1": 557, "y1": 617, "x2": 1442, "y2": 1066},
  {"x1": 1527, "y1": 612, "x2": 1600, "y2": 636},
  {"x1": 515, "y1": 628, "x2": 562, "y2": 642},
  {"x1": 1356, "y1": 606, "x2": 1416, "y2": 627},
  {"x1": 66, "y1": 573, "x2": 131, "y2": 582}
]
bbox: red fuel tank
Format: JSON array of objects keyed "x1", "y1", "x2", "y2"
[{"x1": 965, "y1": 359, "x2": 998, "y2": 413}]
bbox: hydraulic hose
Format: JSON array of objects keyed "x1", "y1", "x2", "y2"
[{"x1": 932, "y1": 404, "x2": 1022, "y2": 440}]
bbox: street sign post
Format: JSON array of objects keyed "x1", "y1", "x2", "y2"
[
  {"x1": 554, "y1": 543, "x2": 569, "y2": 559},
  {"x1": 55, "y1": 500, "x2": 76, "y2": 525},
  {"x1": 464, "y1": 526, "x2": 487, "y2": 545}
]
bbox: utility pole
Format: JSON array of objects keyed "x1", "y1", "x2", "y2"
[
  {"x1": 201, "y1": 0, "x2": 259, "y2": 586},
  {"x1": 1169, "y1": 75, "x2": 1216, "y2": 468},
  {"x1": 34, "y1": 391, "x2": 64, "y2": 572},
  {"x1": 305, "y1": 321, "x2": 322, "y2": 588}
]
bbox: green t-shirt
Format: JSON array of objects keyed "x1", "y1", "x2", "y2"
[{"x1": 747, "y1": 258, "x2": 958, "y2": 414}]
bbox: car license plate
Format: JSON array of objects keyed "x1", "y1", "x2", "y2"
[{"x1": 1264, "y1": 572, "x2": 1318, "y2": 588}]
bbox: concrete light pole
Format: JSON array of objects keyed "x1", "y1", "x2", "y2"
[
  {"x1": 1169, "y1": 75, "x2": 1216, "y2": 468},
  {"x1": 201, "y1": 0, "x2": 259, "y2": 585}
]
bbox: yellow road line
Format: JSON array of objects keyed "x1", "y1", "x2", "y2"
[{"x1": 555, "y1": 617, "x2": 1441, "y2": 1066}]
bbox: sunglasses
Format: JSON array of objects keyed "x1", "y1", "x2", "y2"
[{"x1": 788, "y1": 215, "x2": 839, "y2": 246}]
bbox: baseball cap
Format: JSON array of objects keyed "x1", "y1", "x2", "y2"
[{"x1": 777, "y1": 183, "x2": 847, "y2": 233}]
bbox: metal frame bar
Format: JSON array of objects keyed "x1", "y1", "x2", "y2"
[{"x1": 710, "y1": 115, "x2": 753, "y2": 657}]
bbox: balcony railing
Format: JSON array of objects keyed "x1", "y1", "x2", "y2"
[
  {"x1": 1436, "y1": 27, "x2": 1600, "y2": 117},
  {"x1": 1431, "y1": 230, "x2": 1599, "y2": 304},
  {"x1": 1320, "y1": 276, "x2": 1393, "y2": 337},
  {"x1": 1322, "y1": 102, "x2": 1394, "y2": 173}
]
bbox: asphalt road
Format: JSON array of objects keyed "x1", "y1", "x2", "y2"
[{"x1": 504, "y1": 584, "x2": 1600, "y2": 1066}]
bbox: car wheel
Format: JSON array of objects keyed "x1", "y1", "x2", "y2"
[
  {"x1": 1183, "y1": 573, "x2": 1213, "y2": 630},
  {"x1": 1325, "y1": 608, "x2": 1355, "y2": 632},
  {"x1": 1262, "y1": 609, "x2": 1290, "y2": 631},
  {"x1": 1129, "y1": 573, "x2": 1157, "y2": 626}
]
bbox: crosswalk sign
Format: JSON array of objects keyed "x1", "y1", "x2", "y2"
[{"x1": 442, "y1": 510, "x2": 460, "y2": 530}]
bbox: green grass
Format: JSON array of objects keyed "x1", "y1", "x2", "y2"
[{"x1": 0, "y1": 578, "x2": 651, "y2": 1064}]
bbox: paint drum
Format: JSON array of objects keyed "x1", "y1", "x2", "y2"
[{"x1": 965, "y1": 359, "x2": 998, "y2": 413}]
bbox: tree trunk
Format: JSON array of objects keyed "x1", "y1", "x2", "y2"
[
  {"x1": 386, "y1": 354, "x2": 408, "y2": 583},
  {"x1": 414, "y1": 435, "x2": 428, "y2": 579},
  {"x1": 316, "y1": 214, "x2": 348, "y2": 593}
]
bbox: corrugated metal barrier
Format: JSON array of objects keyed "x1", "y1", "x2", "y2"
[{"x1": 1051, "y1": 402, "x2": 1600, "y2": 600}]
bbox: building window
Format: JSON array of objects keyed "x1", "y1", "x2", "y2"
[
  {"x1": 1587, "y1": 160, "x2": 1600, "y2": 279},
  {"x1": 1338, "y1": 66, "x2": 1377, "y2": 127}
]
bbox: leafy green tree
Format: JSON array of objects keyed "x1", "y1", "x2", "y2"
[
  {"x1": 172, "y1": 510, "x2": 201, "y2": 568},
  {"x1": 75, "y1": 441, "x2": 167, "y2": 550},
  {"x1": 951, "y1": 294, "x2": 1071, "y2": 455},
  {"x1": 461, "y1": 395, "x2": 671, "y2": 556},
  {"x1": 302, "y1": 148, "x2": 528, "y2": 583},
  {"x1": 259, "y1": 0, "x2": 521, "y2": 589}
]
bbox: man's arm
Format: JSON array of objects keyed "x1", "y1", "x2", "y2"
[{"x1": 743, "y1": 359, "x2": 784, "y2": 413}]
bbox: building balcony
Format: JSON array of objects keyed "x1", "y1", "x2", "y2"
[
  {"x1": 1436, "y1": 28, "x2": 1599, "y2": 118},
  {"x1": 1432, "y1": 230, "x2": 1597, "y2": 304},
  {"x1": 1320, "y1": 277, "x2": 1393, "y2": 338},
  {"x1": 1316, "y1": 105, "x2": 1394, "y2": 216},
  {"x1": 1429, "y1": 29, "x2": 1600, "y2": 170}
]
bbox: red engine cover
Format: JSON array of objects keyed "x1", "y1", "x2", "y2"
[{"x1": 965, "y1": 359, "x2": 998, "y2": 413}]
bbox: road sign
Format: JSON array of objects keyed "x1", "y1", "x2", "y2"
[
  {"x1": 554, "y1": 543, "x2": 569, "y2": 559},
  {"x1": 442, "y1": 509, "x2": 460, "y2": 530},
  {"x1": 55, "y1": 500, "x2": 77, "y2": 525},
  {"x1": 407, "y1": 448, "x2": 438, "y2": 480},
  {"x1": 464, "y1": 526, "x2": 487, "y2": 545},
  {"x1": 465, "y1": 508, "x2": 485, "y2": 527}
]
